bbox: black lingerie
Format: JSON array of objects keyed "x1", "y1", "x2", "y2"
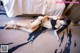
[{"x1": 50, "y1": 19, "x2": 57, "y2": 30}]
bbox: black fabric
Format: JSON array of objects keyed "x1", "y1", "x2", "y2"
[
  {"x1": 0, "y1": 26, "x2": 4, "y2": 29},
  {"x1": 50, "y1": 20, "x2": 57, "y2": 30}
]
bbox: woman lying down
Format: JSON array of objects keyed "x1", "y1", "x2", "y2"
[{"x1": 4, "y1": 15, "x2": 66, "y2": 40}]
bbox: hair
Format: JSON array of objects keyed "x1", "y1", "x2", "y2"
[{"x1": 59, "y1": 18, "x2": 68, "y2": 25}]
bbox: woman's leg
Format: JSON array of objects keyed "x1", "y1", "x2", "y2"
[
  {"x1": 17, "y1": 16, "x2": 47, "y2": 33},
  {"x1": 4, "y1": 19, "x2": 40, "y2": 32},
  {"x1": 5, "y1": 16, "x2": 49, "y2": 32},
  {"x1": 5, "y1": 20, "x2": 29, "y2": 29},
  {"x1": 15, "y1": 16, "x2": 48, "y2": 28},
  {"x1": 18, "y1": 25, "x2": 39, "y2": 33}
]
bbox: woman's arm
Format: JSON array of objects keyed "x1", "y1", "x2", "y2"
[{"x1": 39, "y1": 15, "x2": 58, "y2": 20}]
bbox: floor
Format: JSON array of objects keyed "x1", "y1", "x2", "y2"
[{"x1": 0, "y1": 5, "x2": 80, "y2": 53}]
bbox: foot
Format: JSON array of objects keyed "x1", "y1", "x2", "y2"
[{"x1": 4, "y1": 20, "x2": 17, "y2": 29}]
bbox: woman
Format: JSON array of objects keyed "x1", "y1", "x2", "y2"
[{"x1": 5, "y1": 15, "x2": 66, "y2": 33}]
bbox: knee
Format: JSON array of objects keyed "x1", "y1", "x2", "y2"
[{"x1": 37, "y1": 16, "x2": 44, "y2": 20}]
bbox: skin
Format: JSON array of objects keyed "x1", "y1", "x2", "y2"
[{"x1": 5, "y1": 15, "x2": 64, "y2": 33}]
